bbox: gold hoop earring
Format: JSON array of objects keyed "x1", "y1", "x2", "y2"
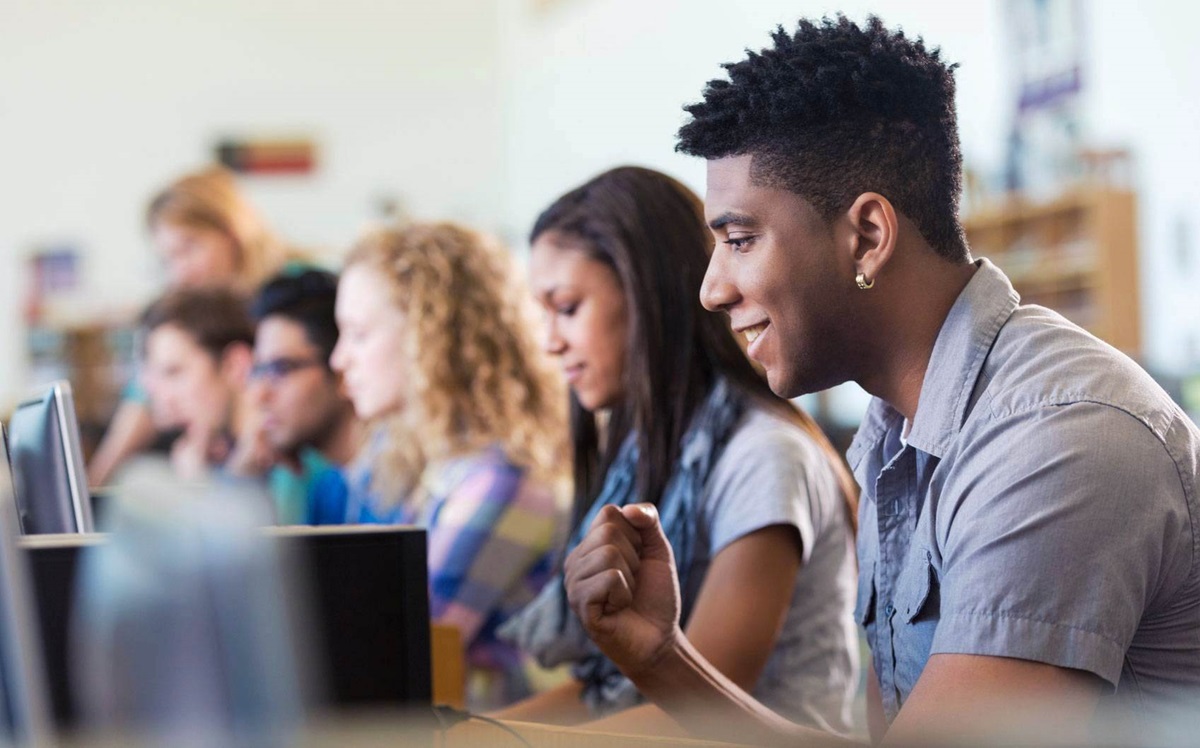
[{"x1": 856, "y1": 272, "x2": 875, "y2": 290}]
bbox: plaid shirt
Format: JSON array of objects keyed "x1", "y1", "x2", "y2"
[{"x1": 346, "y1": 446, "x2": 563, "y2": 670}]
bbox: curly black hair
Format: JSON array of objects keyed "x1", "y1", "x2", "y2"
[{"x1": 677, "y1": 15, "x2": 969, "y2": 262}]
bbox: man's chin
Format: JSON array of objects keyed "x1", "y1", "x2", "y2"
[
  {"x1": 765, "y1": 369, "x2": 803, "y2": 399},
  {"x1": 274, "y1": 444, "x2": 306, "y2": 469},
  {"x1": 767, "y1": 367, "x2": 835, "y2": 401},
  {"x1": 262, "y1": 433, "x2": 296, "y2": 457}
]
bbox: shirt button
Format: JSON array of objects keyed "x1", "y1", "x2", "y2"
[{"x1": 884, "y1": 602, "x2": 895, "y2": 618}]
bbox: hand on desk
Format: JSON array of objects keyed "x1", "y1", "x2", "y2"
[{"x1": 564, "y1": 503, "x2": 682, "y2": 678}]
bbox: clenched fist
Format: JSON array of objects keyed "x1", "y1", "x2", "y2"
[{"x1": 564, "y1": 503, "x2": 683, "y2": 678}]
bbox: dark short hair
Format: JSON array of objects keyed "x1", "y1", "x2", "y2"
[
  {"x1": 677, "y1": 15, "x2": 969, "y2": 263},
  {"x1": 250, "y1": 269, "x2": 339, "y2": 366},
  {"x1": 140, "y1": 287, "x2": 254, "y2": 360}
]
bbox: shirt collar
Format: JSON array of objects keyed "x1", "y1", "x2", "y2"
[{"x1": 848, "y1": 259, "x2": 1019, "y2": 466}]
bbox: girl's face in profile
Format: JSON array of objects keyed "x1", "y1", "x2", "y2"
[
  {"x1": 529, "y1": 232, "x2": 629, "y2": 412},
  {"x1": 152, "y1": 219, "x2": 240, "y2": 289},
  {"x1": 330, "y1": 263, "x2": 409, "y2": 420}
]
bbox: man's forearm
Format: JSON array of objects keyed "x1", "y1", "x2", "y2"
[{"x1": 628, "y1": 633, "x2": 860, "y2": 747}]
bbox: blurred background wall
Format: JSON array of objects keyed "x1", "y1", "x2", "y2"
[{"x1": 1, "y1": 0, "x2": 1198, "y2": 426}]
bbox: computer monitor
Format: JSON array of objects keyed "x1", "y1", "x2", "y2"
[
  {"x1": 6, "y1": 381, "x2": 94, "y2": 534},
  {"x1": 19, "y1": 525, "x2": 430, "y2": 729},
  {"x1": 0, "y1": 442, "x2": 52, "y2": 744}
]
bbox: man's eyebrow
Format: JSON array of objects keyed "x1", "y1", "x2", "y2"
[{"x1": 708, "y1": 212, "x2": 758, "y2": 230}]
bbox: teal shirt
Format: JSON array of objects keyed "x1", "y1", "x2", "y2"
[{"x1": 268, "y1": 448, "x2": 348, "y2": 525}]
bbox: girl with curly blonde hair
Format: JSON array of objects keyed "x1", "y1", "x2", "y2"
[{"x1": 331, "y1": 221, "x2": 567, "y2": 703}]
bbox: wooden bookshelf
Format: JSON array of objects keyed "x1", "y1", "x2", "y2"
[
  {"x1": 24, "y1": 322, "x2": 137, "y2": 460},
  {"x1": 963, "y1": 188, "x2": 1141, "y2": 356}
]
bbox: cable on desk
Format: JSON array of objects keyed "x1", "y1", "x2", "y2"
[{"x1": 432, "y1": 704, "x2": 533, "y2": 748}]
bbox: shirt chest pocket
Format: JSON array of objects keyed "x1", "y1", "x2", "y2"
[
  {"x1": 895, "y1": 551, "x2": 939, "y2": 624},
  {"x1": 891, "y1": 550, "x2": 941, "y2": 703},
  {"x1": 854, "y1": 558, "x2": 876, "y2": 627}
]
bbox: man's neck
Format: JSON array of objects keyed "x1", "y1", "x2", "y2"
[
  {"x1": 858, "y1": 261, "x2": 977, "y2": 421},
  {"x1": 313, "y1": 410, "x2": 364, "y2": 467}
]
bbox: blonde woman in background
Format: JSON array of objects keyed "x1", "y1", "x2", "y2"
[
  {"x1": 88, "y1": 167, "x2": 290, "y2": 487},
  {"x1": 145, "y1": 166, "x2": 288, "y2": 292},
  {"x1": 330, "y1": 221, "x2": 568, "y2": 707}
]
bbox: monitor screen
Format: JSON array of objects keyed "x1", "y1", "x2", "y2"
[
  {"x1": 6, "y1": 382, "x2": 94, "y2": 535},
  {"x1": 20, "y1": 525, "x2": 430, "y2": 729},
  {"x1": 0, "y1": 438, "x2": 52, "y2": 744}
]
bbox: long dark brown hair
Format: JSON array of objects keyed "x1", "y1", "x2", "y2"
[{"x1": 530, "y1": 166, "x2": 857, "y2": 532}]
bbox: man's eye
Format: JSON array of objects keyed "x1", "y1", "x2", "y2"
[{"x1": 724, "y1": 236, "x2": 755, "y2": 252}]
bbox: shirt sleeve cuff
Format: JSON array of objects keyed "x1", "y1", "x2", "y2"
[
  {"x1": 930, "y1": 610, "x2": 1126, "y2": 689},
  {"x1": 710, "y1": 505, "x2": 813, "y2": 563}
]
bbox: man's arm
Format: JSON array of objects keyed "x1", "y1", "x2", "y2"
[
  {"x1": 885, "y1": 654, "x2": 1103, "y2": 745},
  {"x1": 87, "y1": 399, "x2": 156, "y2": 487},
  {"x1": 566, "y1": 504, "x2": 1108, "y2": 747},
  {"x1": 631, "y1": 642, "x2": 1102, "y2": 746}
]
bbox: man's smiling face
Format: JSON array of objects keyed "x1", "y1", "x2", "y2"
[{"x1": 700, "y1": 153, "x2": 856, "y2": 398}]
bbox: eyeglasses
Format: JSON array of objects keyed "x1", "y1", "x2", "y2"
[{"x1": 249, "y1": 356, "x2": 326, "y2": 384}]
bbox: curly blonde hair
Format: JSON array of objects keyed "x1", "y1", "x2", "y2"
[{"x1": 346, "y1": 221, "x2": 567, "y2": 506}]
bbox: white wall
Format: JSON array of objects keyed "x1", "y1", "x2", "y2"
[
  {"x1": 2, "y1": 0, "x2": 1198, "y2": 409},
  {"x1": 500, "y1": 0, "x2": 1008, "y2": 243},
  {"x1": 0, "y1": 0, "x2": 509, "y2": 404},
  {"x1": 501, "y1": 0, "x2": 1200, "y2": 376},
  {"x1": 1083, "y1": 0, "x2": 1200, "y2": 373}
]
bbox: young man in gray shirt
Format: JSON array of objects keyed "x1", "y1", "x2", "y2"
[{"x1": 562, "y1": 15, "x2": 1200, "y2": 746}]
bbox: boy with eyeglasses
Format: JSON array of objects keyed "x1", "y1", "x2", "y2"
[{"x1": 233, "y1": 269, "x2": 364, "y2": 524}]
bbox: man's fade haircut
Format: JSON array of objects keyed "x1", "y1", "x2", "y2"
[
  {"x1": 251, "y1": 268, "x2": 340, "y2": 368},
  {"x1": 677, "y1": 15, "x2": 969, "y2": 263}
]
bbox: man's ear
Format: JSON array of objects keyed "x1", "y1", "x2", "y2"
[
  {"x1": 220, "y1": 342, "x2": 254, "y2": 387},
  {"x1": 845, "y1": 192, "x2": 899, "y2": 287}
]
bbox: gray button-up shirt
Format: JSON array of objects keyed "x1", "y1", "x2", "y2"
[{"x1": 849, "y1": 259, "x2": 1200, "y2": 723}]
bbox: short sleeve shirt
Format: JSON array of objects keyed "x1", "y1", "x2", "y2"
[
  {"x1": 267, "y1": 447, "x2": 346, "y2": 525},
  {"x1": 849, "y1": 259, "x2": 1200, "y2": 724},
  {"x1": 696, "y1": 407, "x2": 859, "y2": 733}
]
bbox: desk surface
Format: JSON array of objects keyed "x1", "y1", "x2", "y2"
[{"x1": 61, "y1": 715, "x2": 760, "y2": 748}]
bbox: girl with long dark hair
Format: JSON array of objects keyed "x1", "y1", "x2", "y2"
[{"x1": 498, "y1": 166, "x2": 859, "y2": 734}]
